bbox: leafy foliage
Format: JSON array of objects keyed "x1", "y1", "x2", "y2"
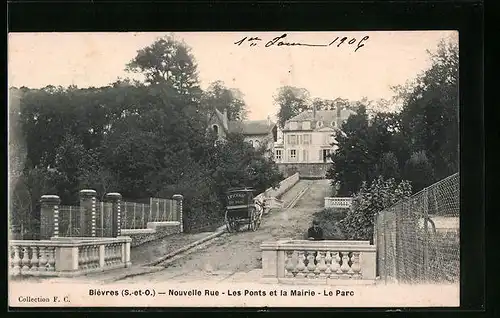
[
  {"x1": 201, "y1": 81, "x2": 248, "y2": 121},
  {"x1": 403, "y1": 151, "x2": 435, "y2": 193},
  {"x1": 274, "y1": 86, "x2": 311, "y2": 128},
  {"x1": 10, "y1": 37, "x2": 284, "y2": 237},
  {"x1": 327, "y1": 37, "x2": 458, "y2": 196},
  {"x1": 338, "y1": 176, "x2": 412, "y2": 241}
]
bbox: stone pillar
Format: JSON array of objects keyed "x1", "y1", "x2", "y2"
[
  {"x1": 105, "y1": 192, "x2": 122, "y2": 237},
  {"x1": 172, "y1": 194, "x2": 183, "y2": 233},
  {"x1": 40, "y1": 195, "x2": 61, "y2": 240},
  {"x1": 79, "y1": 189, "x2": 97, "y2": 237}
]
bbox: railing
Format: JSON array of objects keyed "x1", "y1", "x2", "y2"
[
  {"x1": 58, "y1": 205, "x2": 83, "y2": 237},
  {"x1": 375, "y1": 173, "x2": 459, "y2": 284},
  {"x1": 324, "y1": 197, "x2": 353, "y2": 209},
  {"x1": 254, "y1": 173, "x2": 299, "y2": 213},
  {"x1": 121, "y1": 198, "x2": 177, "y2": 230},
  {"x1": 261, "y1": 240, "x2": 376, "y2": 284},
  {"x1": 9, "y1": 237, "x2": 131, "y2": 277}
]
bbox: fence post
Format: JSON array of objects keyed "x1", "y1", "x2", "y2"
[
  {"x1": 423, "y1": 187, "x2": 430, "y2": 281},
  {"x1": 142, "y1": 203, "x2": 145, "y2": 228},
  {"x1": 100, "y1": 201, "x2": 104, "y2": 237},
  {"x1": 79, "y1": 189, "x2": 97, "y2": 237},
  {"x1": 373, "y1": 213, "x2": 378, "y2": 278},
  {"x1": 149, "y1": 198, "x2": 153, "y2": 222},
  {"x1": 40, "y1": 195, "x2": 61, "y2": 240},
  {"x1": 105, "y1": 193, "x2": 122, "y2": 237},
  {"x1": 164, "y1": 199, "x2": 167, "y2": 221},
  {"x1": 172, "y1": 194, "x2": 183, "y2": 233},
  {"x1": 133, "y1": 203, "x2": 136, "y2": 229}
]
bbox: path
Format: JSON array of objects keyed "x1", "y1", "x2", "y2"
[{"x1": 122, "y1": 179, "x2": 331, "y2": 283}]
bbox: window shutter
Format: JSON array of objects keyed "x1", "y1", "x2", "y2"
[{"x1": 319, "y1": 150, "x2": 323, "y2": 161}]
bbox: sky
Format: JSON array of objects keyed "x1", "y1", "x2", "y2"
[{"x1": 8, "y1": 31, "x2": 457, "y2": 120}]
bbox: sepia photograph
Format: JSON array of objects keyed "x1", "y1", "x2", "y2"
[{"x1": 8, "y1": 31, "x2": 460, "y2": 307}]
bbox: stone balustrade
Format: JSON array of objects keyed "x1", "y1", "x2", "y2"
[
  {"x1": 254, "y1": 173, "x2": 299, "y2": 214},
  {"x1": 260, "y1": 240, "x2": 376, "y2": 285},
  {"x1": 324, "y1": 197, "x2": 353, "y2": 209},
  {"x1": 9, "y1": 236, "x2": 132, "y2": 277}
]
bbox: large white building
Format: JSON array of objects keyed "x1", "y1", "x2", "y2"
[{"x1": 274, "y1": 107, "x2": 355, "y2": 164}]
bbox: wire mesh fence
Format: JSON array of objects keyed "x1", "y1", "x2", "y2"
[
  {"x1": 95, "y1": 201, "x2": 113, "y2": 237},
  {"x1": 120, "y1": 198, "x2": 177, "y2": 230},
  {"x1": 58, "y1": 205, "x2": 83, "y2": 237},
  {"x1": 375, "y1": 173, "x2": 459, "y2": 284}
]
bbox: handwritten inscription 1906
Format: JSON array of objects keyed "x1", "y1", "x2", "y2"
[{"x1": 234, "y1": 33, "x2": 369, "y2": 52}]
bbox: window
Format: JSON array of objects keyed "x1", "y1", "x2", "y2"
[
  {"x1": 275, "y1": 150, "x2": 282, "y2": 162},
  {"x1": 324, "y1": 134, "x2": 333, "y2": 145},
  {"x1": 298, "y1": 135, "x2": 303, "y2": 145},
  {"x1": 302, "y1": 150, "x2": 309, "y2": 162},
  {"x1": 331, "y1": 121, "x2": 336, "y2": 127},
  {"x1": 289, "y1": 121, "x2": 298, "y2": 130},
  {"x1": 249, "y1": 140, "x2": 254, "y2": 146},
  {"x1": 254, "y1": 140, "x2": 260, "y2": 148},
  {"x1": 290, "y1": 149, "x2": 297, "y2": 161},
  {"x1": 287, "y1": 134, "x2": 297, "y2": 145},
  {"x1": 302, "y1": 121, "x2": 311, "y2": 130},
  {"x1": 303, "y1": 134, "x2": 311, "y2": 144},
  {"x1": 212, "y1": 124, "x2": 219, "y2": 136},
  {"x1": 317, "y1": 121, "x2": 323, "y2": 128},
  {"x1": 321, "y1": 149, "x2": 331, "y2": 163}
]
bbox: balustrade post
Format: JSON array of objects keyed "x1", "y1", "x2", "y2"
[
  {"x1": 105, "y1": 193, "x2": 122, "y2": 237},
  {"x1": 79, "y1": 189, "x2": 97, "y2": 237},
  {"x1": 40, "y1": 195, "x2": 61, "y2": 239},
  {"x1": 55, "y1": 246, "x2": 79, "y2": 272},
  {"x1": 99, "y1": 245, "x2": 105, "y2": 268},
  {"x1": 172, "y1": 194, "x2": 184, "y2": 233}
]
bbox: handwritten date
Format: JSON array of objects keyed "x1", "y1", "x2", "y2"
[{"x1": 234, "y1": 33, "x2": 369, "y2": 52}]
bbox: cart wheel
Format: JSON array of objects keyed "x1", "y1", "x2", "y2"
[
  {"x1": 248, "y1": 208, "x2": 258, "y2": 232},
  {"x1": 254, "y1": 213, "x2": 262, "y2": 231},
  {"x1": 225, "y1": 212, "x2": 234, "y2": 233}
]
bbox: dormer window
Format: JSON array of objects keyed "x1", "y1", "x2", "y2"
[
  {"x1": 212, "y1": 124, "x2": 219, "y2": 136},
  {"x1": 331, "y1": 121, "x2": 336, "y2": 127},
  {"x1": 317, "y1": 121, "x2": 323, "y2": 128},
  {"x1": 302, "y1": 121, "x2": 311, "y2": 130},
  {"x1": 289, "y1": 121, "x2": 298, "y2": 130}
]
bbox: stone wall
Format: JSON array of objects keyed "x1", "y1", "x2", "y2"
[
  {"x1": 125, "y1": 222, "x2": 182, "y2": 247},
  {"x1": 277, "y1": 163, "x2": 330, "y2": 179}
]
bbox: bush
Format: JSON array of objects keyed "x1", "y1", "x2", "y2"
[
  {"x1": 338, "y1": 176, "x2": 412, "y2": 241},
  {"x1": 313, "y1": 208, "x2": 348, "y2": 240}
]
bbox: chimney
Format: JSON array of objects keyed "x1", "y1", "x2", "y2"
[
  {"x1": 223, "y1": 108, "x2": 228, "y2": 129},
  {"x1": 336, "y1": 105, "x2": 342, "y2": 127}
]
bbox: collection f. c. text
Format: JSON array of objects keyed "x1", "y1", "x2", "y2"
[{"x1": 234, "y1": 33, "x2": 370, "y2": 52}]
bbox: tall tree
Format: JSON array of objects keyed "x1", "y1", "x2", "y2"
[
  {"x1": 125, "y1": 35, "x2": 201, "y2": 98},
  {"x1": 326, "y1": 105, "x2": 376, "y2": 196},
  {"x1": 274, "y1": 86, "x2": 311, "y2": 128},
  {"x1": 394, "y1": 38, "x2": 459, "y2": 180},
  {"x1": 201, "y1": 81, "x2": 248, "y2": 121}
]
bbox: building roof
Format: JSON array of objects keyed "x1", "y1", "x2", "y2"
[
  {"x1": 229, "y1": 120, "x2": 275, "y2": 135},
  {"x1": 287, "y1": 109, "x2": 354, "y2": 123}
]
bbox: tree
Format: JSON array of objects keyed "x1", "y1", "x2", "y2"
[
  {"x1": 395, "y1": 38, "x2": 459, "y2": 180},
  {"x1": 274, "y1": 86, "x2": 311, "y2": 128},
  {"x1": 326, "y1": 105, "x2": 376, "y2": 196},
  {"x1": 125, "y1": 35, "x2": 201, "y2": 98},
  {"x1": 201, "y1": 81, "x2": 248, "y2": 121},
  {"x1": 403, "y1": 150, "x2": 435, "y2": 193},
  {"x1": 374, "y1": 152, "x2": 401, "y2": 181}
]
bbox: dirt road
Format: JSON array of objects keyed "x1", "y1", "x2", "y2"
[{"x1": 122, "y1": 179, "x2": 332, "y2": 283}]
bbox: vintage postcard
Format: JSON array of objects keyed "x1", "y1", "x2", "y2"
[{"x1": 8, "y1": 31, "x2": 460, "y2": 308}]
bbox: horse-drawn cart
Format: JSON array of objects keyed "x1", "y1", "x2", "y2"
[{"x1": 225, "y1": 188, "x2": 264, "y2": 232}]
